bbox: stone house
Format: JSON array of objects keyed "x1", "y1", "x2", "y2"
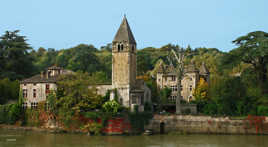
[
  {"x1": 157, "y1": 62, "x2": 209, "y2": 102},
  {"x1": 20, "y1": 66, "x2": 73, "y2": 109}
]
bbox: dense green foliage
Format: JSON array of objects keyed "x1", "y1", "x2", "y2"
[
  {"x1": 0, "y1": 94, "x2": 24, "y2": 124},
  {"x1": 0, "y1": 30, "x2": 34, "y2": 80},
  {"x1": 159, "y1": 87, "x2": 172, "y2": 104},
  {"x1": 0, "y1": 78, "x2": 19, "y2": 104},
  {"x1": 51, "y1": 72, "x2": 105, "y2": 125}
]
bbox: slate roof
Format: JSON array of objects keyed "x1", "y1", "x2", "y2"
[
  {"x1": 20, "y1": 74, "x2": 61, "y2": 84},
  {"x1": 47, "y1": 65, "x2": 63, "y2": 70},
  {"x1": 158, "y1": 62, "x2": 177, "y2": 75},
  {"x1": 113, "y1": 16, "x2": 136, "y2": 44},
  {"x1": 20, "y1": 68, "x2": 73, "y2": 84}
]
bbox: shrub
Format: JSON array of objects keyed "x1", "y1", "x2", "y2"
[
  {"x1": 144, "y1": 102, "x2": 152, "y2": 112},
  {"x1": 0, "y1": 103, "x2": 23, "y2": 124},
  {"x1": 102, "y1": 100, "x2": 121, "y2": 114},
  {"x1": 82, "y1": 122, "x2": 103, "y2": 135},
  {"x1": 257, "y1": 105, "x2": 268, "y2": 116}
]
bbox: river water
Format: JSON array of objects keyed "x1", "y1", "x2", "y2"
[{"x1": 0, "y1": 129, "x2": 267, "y2": 147}]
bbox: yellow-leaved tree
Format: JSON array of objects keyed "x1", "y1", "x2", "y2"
[{"x1": 193, "y1": 78, "x2": 209, "y2": 100}]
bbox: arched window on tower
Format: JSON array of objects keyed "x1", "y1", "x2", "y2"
[
  {"x1": 121, "y1": 44, "x2": 124, "y2": 51},
  {"x1": 118, "y1": 44, "x2": 120, "y2": 52}
]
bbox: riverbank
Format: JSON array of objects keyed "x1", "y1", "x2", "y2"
[
  {"x1": 2, "y1": 114, "x2": 268, "y2": 135},
  {"x1": 0, "y1": 124, "x2": 83, "y2": 134},
  {"x1": 145, "y1": 115, "x2": 268, "y2": 135}
]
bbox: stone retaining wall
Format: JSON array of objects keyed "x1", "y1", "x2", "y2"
[{"x1": 145, "y1": 115, "x2": 268, "y2": 135}]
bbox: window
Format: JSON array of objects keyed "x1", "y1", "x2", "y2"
[
  {"x1": 169, "y1": 96, "x2": 176, "y2": 102},
  {"x1": 165, "y1": 77, "x2": 167, "y2": 81},
  {"x1": 33, "y1": 89, "x2": 36, "y2": 98},
  {"x1": 23, "y1": 89, "x2": 27, "y2": 98},
  {"x1": 189, "y1": 96, "x2": 192, "y2": 102},
  {"x1": 119, "y1": 98, "x2": 123, "y2": 104},
  {"x1": 33, "y1": 83, "x2": 37, "y2": 86},
  {"x1": 141, "y1": 96, "x2": 144, "y2": 105},
  {"x1": 24, "y1": 84, "x2": 27, "y2": 86},
  {"x1": 189, "y1": 85, "x2": 192, "y2": 91},
  {"x1": 180, "y1": 85, "x2": 183, "y2": 90},
  {"x1": 48, "y1": 71, "x2": 52, "y2": 77},
  {"x1": 171, "y1": 85, "x2": 178, "y2": 92},
  {"x1": 132, "y1": 45, "x2": 135, "y2": 52},
  {"x1": 46, "y1": 84, "x2": 50, "y2": 94},
  {"x1": 120, "y1": 44, "x2": 124, "y2": 51},
  {"x1": 172, "y1": 76, "x2": 176, "y2": 81},
  {"x1": 118, "y1": 44, "x2": 120, "y2": 52},
  {"x1": 132, "y1": 96, "x2": 137, "y2": 104},
  {"x1": 189, "y1": 78, "x2": 192, "y2": 81},
  {"x1": 31, "y1": 102, "x2": 38, "y2": 109}
]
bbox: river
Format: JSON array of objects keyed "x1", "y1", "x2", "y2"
[{"x1": 0, "y1": 129, "x2": 267, "y2": 147}]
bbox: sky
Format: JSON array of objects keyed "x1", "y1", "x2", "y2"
[{"x1": 1, "y1": 0, "x2": 268, "y2": 52}]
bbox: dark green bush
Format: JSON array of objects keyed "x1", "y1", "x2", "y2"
[
  {"x1": 257, "y1": 105, "x2": 268, "y2": 116},
  {"x1": 0, "y1": 103, "x2": 23, "y2": 124}
]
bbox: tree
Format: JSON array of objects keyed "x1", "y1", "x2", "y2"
[
  {"x1": 56, "y1": 72, "x2": 103, "y2": 113},
  {"x1": 159, "y1": 87, "x2": 172, "y2": 104},
  {"x1": 137, "y1": 51, "x2": 153, "y2": 75},
  {"x1": 232, "y1": 31, "x2": 268, "y2": 85},
  {"x1": 0, "y1": 30, "x2": 34, "y2": 79},
  {"x1": 193, "y1": 78, "x2": 209, "y2": 100},
  {"x1": 0, "y1": 78, "x2": 19, "y2": 104},
  {"x1": 193, "y1": 78, "x2": 209, "y2": 112}
]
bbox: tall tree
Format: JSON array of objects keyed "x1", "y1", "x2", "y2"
[
  {"x1": 232, "y1": 31, "x2": 268, "y2": 85},
  {"x1": 0, "y1": 30, "x2": 34, "y2": 79}
]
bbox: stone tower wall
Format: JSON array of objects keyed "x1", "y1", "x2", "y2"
[{"x1": 112, "y1": 42, "x2": 137, "y2": 108}]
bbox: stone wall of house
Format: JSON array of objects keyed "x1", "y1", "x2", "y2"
[
  {"x1": 181, "y1": 72, "x2": 199, "y2": 101},
  {"x1": 95, "y1": 85, "x2": 113, "y2": 96},
  {"x1": 20, "y1": 83, "x2": 57, "y2": 108},
  {"x1": 116, "y1": 86, "x2": 131, "y2": 107},
  {"x1": 145, "y1": 115, "x2": 268, "y2": 135},
  {"x1": 157, "y1": 72, "x2": 200, "y2": 102}
]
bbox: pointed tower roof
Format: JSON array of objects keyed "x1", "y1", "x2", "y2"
[
  {"x1": 113, "y1": 15, "x2": 136, "y2": 44},
  {"x1": 199, "y1": 62, "x2": 209, "y2": 75}
]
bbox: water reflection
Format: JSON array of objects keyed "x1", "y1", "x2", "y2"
[{"x1": 0, "y1": 129, "x2": 267, "y2": 147}]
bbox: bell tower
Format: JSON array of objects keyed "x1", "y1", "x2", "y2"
[
  {"x1": 112, "y1": 16, "x2": 137, "y2": 87},
  {"x1": 112, "y1": 16, "x2": 137, "y2": 107}
]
